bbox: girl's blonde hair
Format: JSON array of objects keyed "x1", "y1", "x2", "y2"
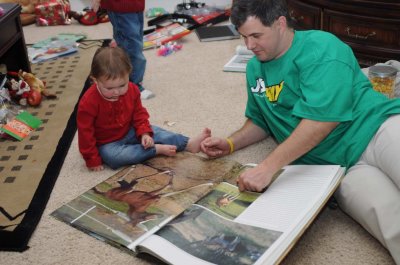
[{"x1": 90, "y1": 46, "x2": 132, "y2": 80}]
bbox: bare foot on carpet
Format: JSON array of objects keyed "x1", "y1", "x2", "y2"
[
  {"x1": 156, "y1": 144, "x2": 177, "y2": 156},
  {"x1": 186, "y1": 128, "x2": 212, "y2": 153}
]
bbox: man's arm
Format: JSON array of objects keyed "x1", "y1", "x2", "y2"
[
  {"x1": 237, "y1": 118, "x2": 339, "y2": 191},
  {"x1": 201, "y1": 119, "x2": 268, "y2": 157}
]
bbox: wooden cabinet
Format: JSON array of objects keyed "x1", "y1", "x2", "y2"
[
  {"x1": 286, "y1": 0, "x2": 400, "y2": 66},
  {"x1": 0, "y1": 3, "x2": 31, "y2": 73}
]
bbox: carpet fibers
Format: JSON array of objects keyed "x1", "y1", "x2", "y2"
[{"x1": 0, "y1": 40, "x2": 102, "y2": 251}]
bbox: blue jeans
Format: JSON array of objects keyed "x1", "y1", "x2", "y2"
[
  {"x1": 98, "y1": 126, "x2": 189, "y2": 169},
  {"x1": 107, "y1": 11, "x2": 146, "y2": 88}
]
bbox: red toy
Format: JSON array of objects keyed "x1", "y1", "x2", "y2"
[{"x1": 68, "y1": 8, "x2": 109, "y2": 26}]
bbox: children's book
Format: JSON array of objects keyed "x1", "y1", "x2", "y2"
[
  {"x1": 195, "y1": 24, "x2": 240, "y2": 42},
  {"x1": 143, "y1": 23, "x2": 191, "y2": 49},
  {"x1": 31, "y1": 33, "x2": 86, "y2": 49},
  {"x1": 0, "y1": 111, "x2": 42, "y2": 140},
  {"x1": 51, "y1": 152, "x2": 344, "y2": 265},
  {"x1": 28, "y1": 36, "x2": 79, "y2": 64},
  {"x1": 223, "y1": 45, "x2": 255, "y2": 73}
]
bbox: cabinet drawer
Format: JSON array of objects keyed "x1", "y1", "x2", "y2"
[
  {"x1": 287, "y1": 0, "x2": 321, "y2": 29},
  {"x1": 0, "y1": 16, "x2": 19, "y2": 54},
  {"x1": 323, "y1": 9, "x2": 400, "y2": 49}
]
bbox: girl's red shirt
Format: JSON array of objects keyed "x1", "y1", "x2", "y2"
[
  {"x1": 77, "y1": 82, "x2": 152, "y2": 167},
  {"x1": 100, "y1": 0, "x2": 145, "y2": 13}
]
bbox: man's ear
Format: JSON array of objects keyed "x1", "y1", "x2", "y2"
[{"x1": 276, "y1": 15, "x2": 288, "y2": 30}]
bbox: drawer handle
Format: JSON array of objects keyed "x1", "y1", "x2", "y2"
[
  {"x1": 345, "y1": 27, "x2": 376, "y2": 40},
  {"x1": 289, "y1": 10, "x2": 304, "y2": 23}
]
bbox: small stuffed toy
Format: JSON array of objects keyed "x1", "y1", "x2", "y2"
[
  {"x1": 18, "y1": 70, "x2": 57, "y2": 100},
  {"x1": 68, "y1": 8, "x2": 109, "y2": 26},
  {"x1": 157, "y1": 42, "x2": 183, "y2": 57},
  {"x1": 8, "y1": 79, "x2": 31, "y2": 106}
]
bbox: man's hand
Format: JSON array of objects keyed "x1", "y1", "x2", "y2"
[
  {"x1": 141, "y1": 134, "x2": 154, "y2": 149},
  {"x1": 91, "y1": 0, "x2": 101, "y2": 12},
  {"x1": 200, "y1": 137, "x2": 230, "y2": 158},
  {"x1": 237, "y1": 164, "x2": 274, "y2": 192}
]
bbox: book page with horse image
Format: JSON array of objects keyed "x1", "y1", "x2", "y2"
[{"x1": 51, "y1": 152, "x2": 243, "y2": 251}]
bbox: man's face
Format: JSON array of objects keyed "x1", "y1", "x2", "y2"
[{"x1": 238, "y1": 16, "x2": 286, "y2": 62}]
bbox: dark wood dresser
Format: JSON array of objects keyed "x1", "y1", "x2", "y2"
[
  {"x1": 0, "y1": 3, "x2": 31, "y2": 72},
  {"x1": 286, "y1": 0, "x2": 400, "y2": 66}
]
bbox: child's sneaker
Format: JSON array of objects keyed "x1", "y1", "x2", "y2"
[{"x1": 140, "y1": 89, "x2": 155, "y2": 100}]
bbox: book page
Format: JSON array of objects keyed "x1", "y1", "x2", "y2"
[
  {"x1": 138, "y1": 234, "x2": 215, "y2": 265},
  {"x1": 235, "y1": 165, "x2": 342, "y2": 231},
  {"x1": 137, "y1": 165, "x2": 343, "y2": 265},
  {"x1": 51, "y1": 153, "x2": 242, "y2": 253}
]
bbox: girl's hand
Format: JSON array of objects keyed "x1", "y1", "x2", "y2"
[
  {"x1": 141, "y1": 134, "x2": 154, "y2": 149},
  {"x1": 89, "y1": 165, "x2": 104, "y2": 171}
]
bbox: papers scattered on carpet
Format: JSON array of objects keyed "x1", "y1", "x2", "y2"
[
  {"x1": 223, "y1": 45, "x2": 254, "y2": 73},
  {"x1": 28, "y1": 33, "x2": 86, "y2": 64}
]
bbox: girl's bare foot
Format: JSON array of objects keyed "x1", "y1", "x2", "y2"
[
  {"x1": 186, "y1": 128, "x2": 212, "y2": 153},
  {"x1": 155, "y1": 144, "x2": 177, "y2": 156}
]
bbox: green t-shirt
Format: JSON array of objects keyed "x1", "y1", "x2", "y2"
[{"x1": 245, "y1": 30, "x2": 400, "y2": 167}]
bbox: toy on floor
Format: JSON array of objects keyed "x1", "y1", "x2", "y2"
[
  {"x1": 19, "y1": 70, "x2": 57, "y2": 99},
  {"x1": 4, "y1": 70, "x2": 57, "y2": 106},
  {"x1": 8, "y1": 79, "x2": 32, "y2": 106},
  {"x1": 157, "y1": 42, "x2": 183, "y2": 57},
  {"x1": 145, "y1": 7, "x2": 168, "y2": 18},
  {"x1": 69, "y1": 8, "x2": 109, "y2": 26}
]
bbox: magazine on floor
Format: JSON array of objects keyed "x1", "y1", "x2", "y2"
[
  {"x1": 28, "y1": 37, "x2": 79, "y2": 64},
  {"x1": 51, "y1": 152, "x2": 344, "y2": 265},
  {"x1": 223, "y1": 45, "x2": 255, "y2": 73}
]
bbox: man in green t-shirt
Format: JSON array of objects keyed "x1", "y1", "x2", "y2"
[{"x1": 200, "y1": 0, "x2": 400, "y2": 263}]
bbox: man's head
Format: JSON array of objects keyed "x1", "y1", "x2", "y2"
[
  {"x1": 230, "y1": 0, "x2": 294, "y2": 62},
  {"x1": 231, "y1": 0, "x2": 291, "y2": 29}
]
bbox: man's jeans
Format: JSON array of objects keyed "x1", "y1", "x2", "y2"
[
  {"x1": 108, "y1": 11, "x2": 146, "y2": 87},
  {"x1": 99, "y1": 126, "x2": 189, "y2": 169}
]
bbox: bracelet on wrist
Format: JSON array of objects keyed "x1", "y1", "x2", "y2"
[{"x1": 226, "y1": 137, "x2": 234, "y2": 154}]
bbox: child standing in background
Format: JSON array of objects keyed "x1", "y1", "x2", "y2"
[
  {"x1": 91, "y1": 0, "x2": 154, "y2": 99},
  {"x1": 77, "y1": 47, "x2": 210, "y2": 171}
]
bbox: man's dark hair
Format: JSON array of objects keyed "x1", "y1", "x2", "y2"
[{"x1": 230, "y1": 0, "x2": 291, "y2": 29}]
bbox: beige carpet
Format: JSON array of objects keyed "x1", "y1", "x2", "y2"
[
  {"x1": 0, "y1": 41, "x2": 102, "y2": 232},
  {"x1": 1, "y1": 26, "x2": 395, "y2": 264}
]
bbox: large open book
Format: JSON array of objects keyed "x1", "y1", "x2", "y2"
[
  {"x1": 51, "y1": 152, "x2": 344, "y2": 265},
  {"x1": 223, "y1": 45, "x2": 254, "y2": 73}
]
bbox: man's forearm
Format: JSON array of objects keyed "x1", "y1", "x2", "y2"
[
  {"x1": 260, "y1": 119, "x2": 339, "y2": 172},
  {"x1": 229, "y1": 119, "x2": 269, "y2": 152}
]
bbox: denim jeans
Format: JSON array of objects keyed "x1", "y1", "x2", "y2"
[
  {"x1": 107, "y1": 11, "x2": 146, "y2": 88},
  {"x1": 98, "y1": 126, "x2": 189, "y2": 169}
]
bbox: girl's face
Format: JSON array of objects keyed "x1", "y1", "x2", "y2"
[{"x1": 94, "y1": 74, "x2": 129, "y2": 102}]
